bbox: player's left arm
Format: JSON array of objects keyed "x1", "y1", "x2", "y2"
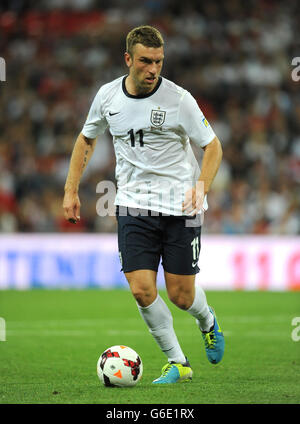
[
  {"x1": 182, "y1": 136, "x2": 222, "y2": 215},
  {"x1": 199, "y1": 135, "x2": 223, "y2": 194},
  {"x1": 179, "y1": 91, "x2": 223, "y2": 214}
]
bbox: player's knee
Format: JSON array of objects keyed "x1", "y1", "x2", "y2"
[
  {"x1": 130, "y1": 283, "x2": 156, "y2": 307},
  {"x1": 168, "y1": 290, "x2": 192, "y2": 310}
]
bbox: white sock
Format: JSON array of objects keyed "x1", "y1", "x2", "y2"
[
  {"x1": 187, "y1": 285, "x2": 214, "y2": 332},
  {"x1": 137, "y1": 294, "x2": 186, "y2": 364}
]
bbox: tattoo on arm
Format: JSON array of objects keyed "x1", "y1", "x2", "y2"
[
  {"x1": 81, "y1": 135, "x2": 94, "y2": 170},
  {"x1": 82, "y1": 150, "x2": 89, "y2": 169},
  {"x1": 83, "y1": 135, "x2": 93, "y2": 146}
]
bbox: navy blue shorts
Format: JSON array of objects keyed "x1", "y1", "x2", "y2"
[{"x1": 116, "y1": 207, "x2": 201, "y2": 275}]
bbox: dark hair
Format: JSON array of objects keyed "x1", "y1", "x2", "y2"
[{"x1": 126, "y1": 25, "x2": 164, "y2": 56}]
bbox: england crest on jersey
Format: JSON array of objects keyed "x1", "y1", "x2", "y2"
[{"x1": 151, "y1": 109, "x2": 166, "y2": 127}]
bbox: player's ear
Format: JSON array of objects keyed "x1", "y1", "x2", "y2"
[{"x1": 124, "y1": 52, "x2": 132, "y2": 68}]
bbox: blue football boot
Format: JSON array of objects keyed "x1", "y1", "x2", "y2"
[
  {"x1": 152, "y1": 359, "x2": 193, "y2": 384},
  {"x1": 200, "y1": 306, "x2": 225, "y2": 364}
]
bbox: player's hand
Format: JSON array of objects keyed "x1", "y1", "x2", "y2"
[
  {"x1": 63, "y1": 192, "x2": 81, "y2": 224},
  {"x1": 182, "y1": 182, "x2": 205, "y2": 216}
]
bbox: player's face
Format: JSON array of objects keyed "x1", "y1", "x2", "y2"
[{"x1": 125, "y1": 43, "x2": 164, "y2": 94}]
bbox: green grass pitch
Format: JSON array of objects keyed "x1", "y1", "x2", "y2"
[{"x1": 0, "y1": 289, "x2": 299, "y2": 404}]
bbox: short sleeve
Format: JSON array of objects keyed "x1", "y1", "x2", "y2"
[
  {"x1": 178, "y1": 91, "x2": 216, "y2": 148},
  {"x1": 81, "y1": 87, "x2": 108, "y2": 138}
]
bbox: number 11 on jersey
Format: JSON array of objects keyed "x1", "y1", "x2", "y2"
[{"x1": 128, "y1": 129, "x2": 144, "y2": 147}]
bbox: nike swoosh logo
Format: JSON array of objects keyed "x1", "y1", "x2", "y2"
[
  {"x1": 192, "y1": 262, "x2": 198, "y2": 268},
  {"x1": 109, "y1": 112, "x2": 120, "y2": 116}
]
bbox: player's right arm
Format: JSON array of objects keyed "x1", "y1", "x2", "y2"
[
  {"x1": 63, "y1": 84, "x2": 108, "y2": 223},
  {"x1": 63, "y1": 132, "x2": 96, "y2": 223}
]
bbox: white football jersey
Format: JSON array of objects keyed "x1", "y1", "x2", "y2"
[{"x1": 82, "y1": 75, "x2": 216, "y2": 216}]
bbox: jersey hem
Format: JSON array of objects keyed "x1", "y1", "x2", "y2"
[{"x1": 115, "y1": 202, "x2": 205, "y2": 218}]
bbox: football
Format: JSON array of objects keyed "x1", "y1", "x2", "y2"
[{"x1": 97, "y1": 345, "x2": 143, "y2": 387}]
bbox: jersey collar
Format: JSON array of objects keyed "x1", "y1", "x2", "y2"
[{"x1": 122, "y1": 75, "x2": 162, "y2": 99}]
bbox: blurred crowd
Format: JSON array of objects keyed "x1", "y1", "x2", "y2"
[{"x1": 0, "y1": 0, "x2": 299, "y2": 234}]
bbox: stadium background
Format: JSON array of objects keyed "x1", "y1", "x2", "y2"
[{"x1": 0, "y1": 0, "x2": 299, "y2": 289}]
